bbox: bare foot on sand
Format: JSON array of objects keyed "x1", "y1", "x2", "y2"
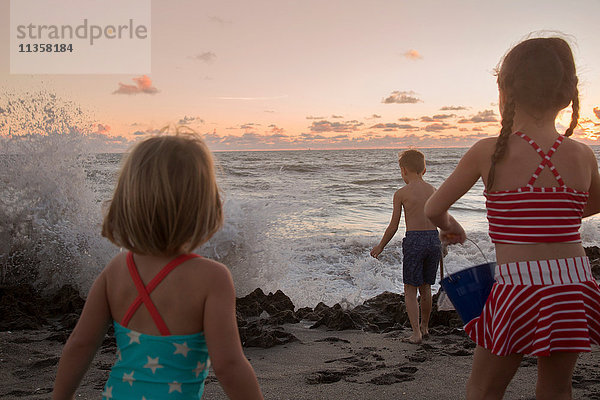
[
  {"x1": 403, "y1": 334, "x2": 422, "y2": 344},
  {"x1": 420, "y1": 327, "x2": 430, "y2": 339}
]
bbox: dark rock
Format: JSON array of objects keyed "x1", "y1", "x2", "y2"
[
  {"x1": 296, "y1": 306, "x2": 317, "y2": 320},
  {"x1": 236, "y1": 310, "x2": 248, "y2": 327},
  {"x1": 236, "y1": 288, "x2": 267, "y2": 318},
  {"x1": 0, "y1": 284, "x2": 49, "y2": 330},
  {"x1": 0, "y1": 283, "x2": 86, "y2": 332},
  {"x1": 314, "y1": 302, "x2": 331, "y2": 314},
  {"x1": 236, "y1": 288, "x2": 295, "y2": 318},
  {"x1": 310, "y1": 308, "x2": 365, "y2": 331},
  {"x1": 307, "y1": 290, "x2": 462, "y2": 332},
  {"x1": 586, "y1": 246, "x2": 600, "y2": 279},
  {"x1": 585, "y1": 246, "x2": 600, "y2": 260},
  {"x1": 266, "y1": 310, "x2": 299, "y2": 325},
  {"x1": 239, "y1": 320, "x2": 298, "y2": 348},
  {"x1": 264, "y1": 290, "x2": 295, "y2": 314},
  {"x1": 47, "y1": 285, "x2": 85, "y2": 316}
]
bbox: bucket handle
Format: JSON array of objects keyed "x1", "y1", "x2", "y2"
[
  {"x1": 466, "y1": 237, "x2": 488, "y2": 264},
  {"x1": 440, "y1": 237, "x2": 488, "y2": 281}
]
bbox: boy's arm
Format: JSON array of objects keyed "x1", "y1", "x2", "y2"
[
  {"x1": 53, "y1": 271, "x2": 112, "y2": 400},
  {"x1": 371, "y1": 189, "x2": 403, "y2": 258}
]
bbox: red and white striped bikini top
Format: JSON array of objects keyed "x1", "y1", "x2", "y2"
[{"x1": 484, "y1": 131, "x2": 589, "y2": 244}]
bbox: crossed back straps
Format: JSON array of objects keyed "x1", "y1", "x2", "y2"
[
  {"x1": 120, "y1": 252, "x2": 200, "y2": 335},
  {"x1": 515, "y1": 131, "x2": 565, "y2": 188}
]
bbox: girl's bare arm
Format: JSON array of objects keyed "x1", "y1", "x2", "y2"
[
  {"x1": 425, "y1": 142, "x2": 485, "y2": 243},
  {"x1": 53, "y1": 272, "x2": 112, "y2": 400},
  {"x1": 583, "y1": 144, "x2": 600, "y2": 218},
  {"x1": 203, "y1": 262, "x2": 264, "y2": 400}
]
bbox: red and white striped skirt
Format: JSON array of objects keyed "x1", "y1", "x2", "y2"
[{"x1": 464, "y1": 256, "x2": 600, "y2": 356}]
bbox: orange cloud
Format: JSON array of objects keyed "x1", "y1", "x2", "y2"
[
  {"x1": 267, "y1": 124, "x2": 285, "y2": 135},
  {"x1": 594, "y1": 107, "x2": 600, "y2": 119},
  {"x1": 113, "y1": 75, "x2": 159, "y2": 95},
  {"x1": 403, "y1": 49, "x2": 422, "y2": 60}
]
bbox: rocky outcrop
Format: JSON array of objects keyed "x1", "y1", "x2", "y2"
[
  {"x1": 0, "y1": 284, "x2": 83, "y2": 331},
  {"x1": 5, "y1": 245, "x2": 599, "y2": 348},
  {"x1": 585, "y1": 246, "x2": 600, "y2": 279}
]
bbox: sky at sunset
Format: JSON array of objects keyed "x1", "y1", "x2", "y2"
[{"x1": 1, "y1": 0, "x2": 600, "y2": 151}]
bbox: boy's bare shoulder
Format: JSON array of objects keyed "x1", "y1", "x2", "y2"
[
  {"x1": 423, "y1": 179, "x2": 436, "y2": 191},
  {"x1": 393, "y1": 186, "x2": 408, "y2": 201}
]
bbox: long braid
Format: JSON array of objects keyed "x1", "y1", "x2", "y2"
[
  {"x1": 564, "y1": 88, "x2": 579, "y2": 137},
  {"x1": 487, "y1": 100, "x2": 515, "y2": 191}
]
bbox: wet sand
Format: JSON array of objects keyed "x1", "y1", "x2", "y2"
[{"x1": 2, "y1": 323, "x2": 600, "y2": 399}]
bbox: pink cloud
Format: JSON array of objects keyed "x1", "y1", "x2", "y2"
[
  {"x1": 113, "y1": 75, "x2": 159, "y2": 95},
  {"x1": 96, "y1": 123, "x2": 111, "y2": 134}
]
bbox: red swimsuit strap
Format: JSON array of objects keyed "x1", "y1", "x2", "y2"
[
  {"x1": 515, "y1": 132, "x2": 565, "y2": 187},
  {"x1": 120, "y1": 252, "x2": 201, "y2": 335}
]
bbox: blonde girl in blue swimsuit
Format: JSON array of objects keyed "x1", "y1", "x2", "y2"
[{"x1": 53, "y1": 133, "x2": 263, "y2": 400}]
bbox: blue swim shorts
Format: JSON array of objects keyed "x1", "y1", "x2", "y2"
[{"x1": 402, "y1": 230, "x2": 441, "y2": 286}]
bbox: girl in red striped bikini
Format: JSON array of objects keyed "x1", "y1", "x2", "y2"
[{"x1": 425, "y1": 36, "x2": 600, "y2": 399}]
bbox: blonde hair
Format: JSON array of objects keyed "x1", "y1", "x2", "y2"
[
  {"x1": 398, "y1": 149, "x2": 425, "y2": 173},
  {"x1": 102, "y1": 132, "x2": 223, "y2": 256}
]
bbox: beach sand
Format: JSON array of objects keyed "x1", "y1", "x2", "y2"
[
  {"x1": 2, "y1": 320, "x2": 600, "y2": 399},
  {"x1": 3, "y1": 246, "x2": 600, "y2": 399}
]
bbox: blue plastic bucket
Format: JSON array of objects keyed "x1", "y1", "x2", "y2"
[{"x1": 440, "y1": 262, "x2": 496, "y2": 324}]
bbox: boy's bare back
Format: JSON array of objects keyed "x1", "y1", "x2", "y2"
[
  {"x1": 371, "y1": 149, "x2": 438, "y2": 260},
  {"x1": 396, "y1": 178, "x2": 437, "y2": 232}
]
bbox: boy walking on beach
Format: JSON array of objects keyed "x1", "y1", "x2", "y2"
[{"x1": 371, "y1": 149, "x2": 441, "y2": 344}]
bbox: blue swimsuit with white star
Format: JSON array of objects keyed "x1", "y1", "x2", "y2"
[
  {"x1": 102, "y1": 252, "x2": 210, "y2": 400},
  {"x1": 102, "y1": 322, "x2": 210, "y2": 400}
]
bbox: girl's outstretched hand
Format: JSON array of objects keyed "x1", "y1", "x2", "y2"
[{"x1": 439, "y1": 217, "x2": 466, "y2": 245}]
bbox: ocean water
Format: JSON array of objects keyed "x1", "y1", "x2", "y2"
[
  {"x1": 3, "y1": 132, "x2": 600, "y2": 309},
  {"x1": 3, "y1": 92, "x2": 600, "y2": 310}
]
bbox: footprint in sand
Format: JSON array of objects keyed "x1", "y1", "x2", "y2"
[{"x1": 369, "y1": 370, "x2": 417, "y2": 385}]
